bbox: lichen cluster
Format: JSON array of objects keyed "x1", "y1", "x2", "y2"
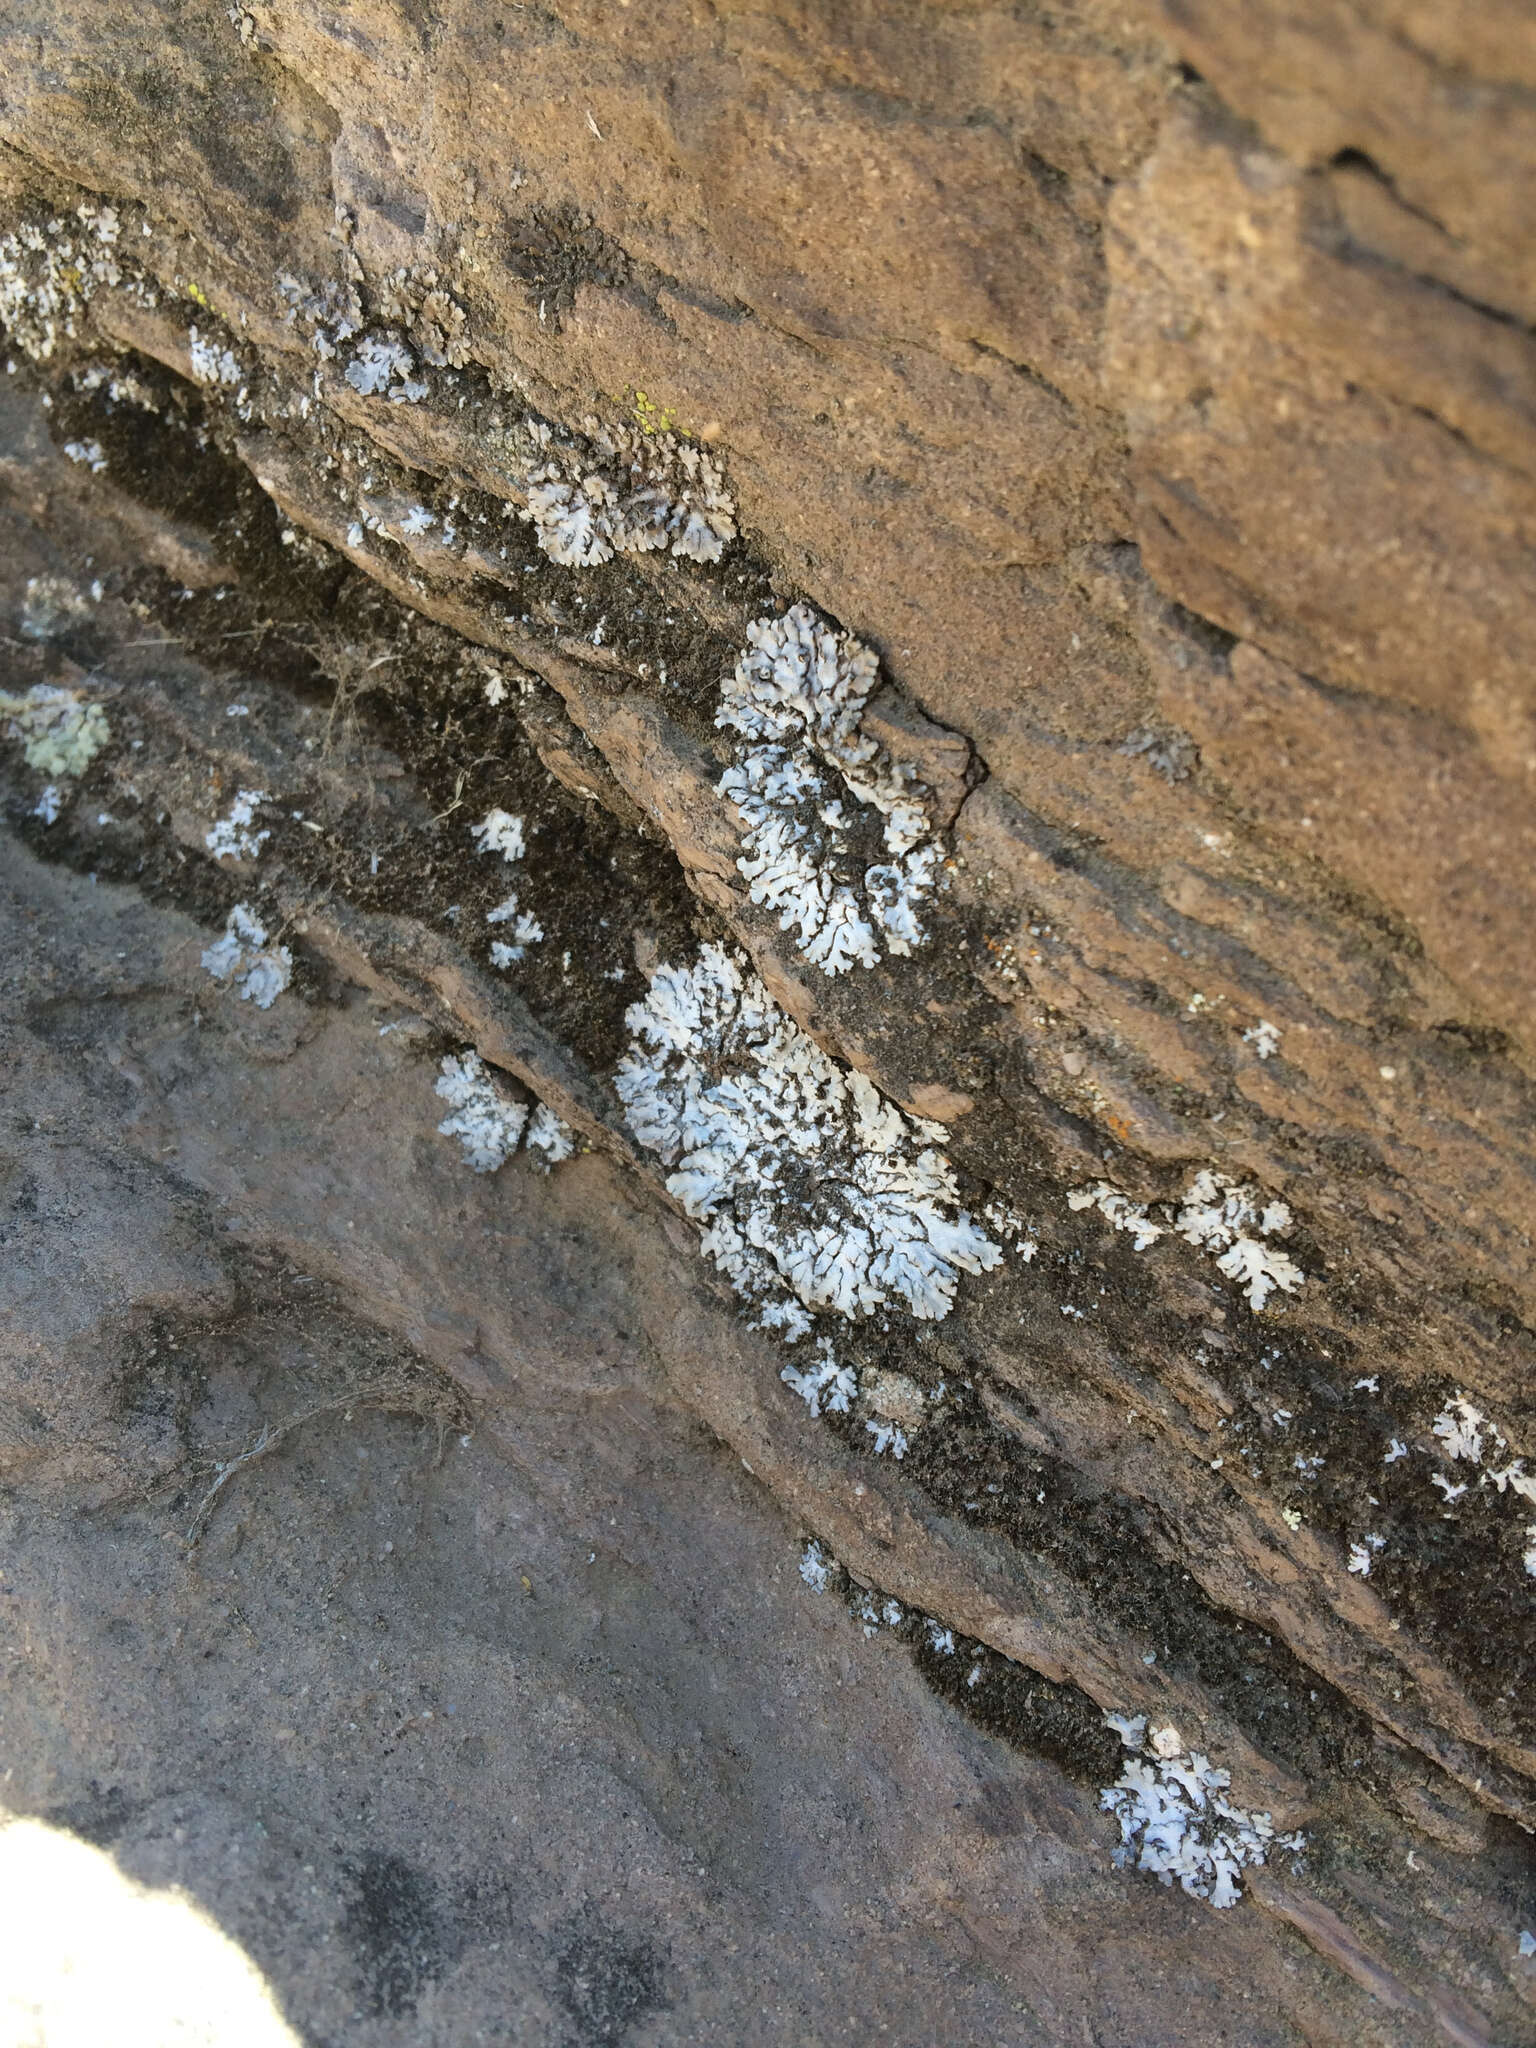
[
  {"x1": 1099, "y1": 1716, "x2": 1305, "y2": 1910},
  {"x1": 201, "y1": 903, "x2": 292, "y2": 1009},
  {"x1": 615, "y1": 942, "x2": 999, "y2": 1335},
  {"x1": 435, "y1": 1051, "x2": 574, "y2": 1172},
  {"x1": 716, "y1": 605, "x2": 940, "y2": 975},
  {"x1": 518, "y1": 415, "x2": 736, "y2": 567},
  {"x1": 1068, "y1": 1171, "x2": 1304, "y2": 1312}
]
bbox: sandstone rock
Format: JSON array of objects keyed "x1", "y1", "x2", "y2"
[{"x1": 0, "y1": 1, "x2": 1532, "y2": 2039}]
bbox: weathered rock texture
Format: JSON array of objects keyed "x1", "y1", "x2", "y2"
[{"x1": 0, "y1": 2, "x2": 1533, "y2": 2041}]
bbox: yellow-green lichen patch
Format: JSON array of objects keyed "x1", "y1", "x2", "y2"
[{"x1": 0, "y1": 685, "x2": 111, "y2": 778}]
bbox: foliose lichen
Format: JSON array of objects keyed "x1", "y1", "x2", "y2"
[
  {"x1": 614, "y1": 942, "x2": 999, "y2": 1337},
  {"x1": 0, "y1": 683, "x2": 110, "y2": 778},
  {"x1": 201, "y1": 902, "x2": 292, "y2": 1008},
  {"x1": 1099, "y1": 1716, "x2": 1305, "y2": 1910},
  {"x1": 435, "y1": 1050, "x2": 575, "y2": 1173},
  {"x1": 1068, "y1": 1171, "x2": 1304, "y2": 1312},
  {"x1": 518, "y1": 415, "x2": 736, "y2": 568},
  {"x1": 714, "y1": 605, "x2": 942, "y2": 976}
]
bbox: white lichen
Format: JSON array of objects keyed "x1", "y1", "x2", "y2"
[
  {"x1": 1100, "y1": 1717, "x2": 1305, "y2": 1910},
  {"x1": 518, "y1": 414, "x2": 736, "y2": 568},
  {"x1": 865, "y1": 1420, "x2": 909, "y2": 1459},
  {"x1": 188, "y1": 325, "x2": 242, "y2": 388},
  {"x1": 614, "y1": 943, "x2": 1000, "y2": 1332},
  {"x1": 0, "y1": 683, "x2": 110, "y2": 778},
  {"x1": 1430, "y1": 1393, "x2": 1536, "y2": 1506},
  {"x1": 981, "y1": 1198, "x2": 1039, "y2": 1262},
  {"x1": 799, "y1": 1539, "x2": 833, "y2": 1593},
  {"x1": 488, "y1": 915, "x2": 544, "y2": 967},
  {"x1": 1432, "y1": 1393, "x2": 1490, "y2": 1467},
  {"x1": 526, "y1": 1101, "x2": 576, "y2": 1167},
  {"x1": 1243, "y1": 1021, "x2": 1281, "y2": 1060},
  {"x1": 781, "y1": 1336, "x2": 858, "y2": 1418},
  {"x1": 344, "y1": 333, "x2": 427, "y2": 403},
  {"x1": 1424, "y1": 1393, "x2": 1536, "y2": 1579},
  {"x1": 484, "y1": 884, "x2": 542, "y2": 966},
  {"x1": 471, "y1": 809, "x2": 526, "y2": 864},
  {"x1": 0, "y1": 204, "x2": 158, "y2": 364},
  {"x1": 1174, "y1": 1171, "x2": 1304, "y2": 1312},
  {"x1": 63, "y1": 437, "x2": 106, "y2": 472},
  {"x1": 32, "y1": 784, "x2": 62, "y2": 825},
  {"x1": 1104, "y1": 1712, "x2": 1148, "y2": 1749},
  {"x1": 1067, "y1": 1181, "x2": 1165, "y2": 1252},
  {"x1": 434, "y1": 1051, "x2": 574, "y2": 1174},
  {"x1": 205, "y1": 788, "x2": 270, "y2": 862},
  {"x1": 1067, "y1": 1169, "x2": 1303, "y2": 1311},
  {"x1": 715, "y1": 605, "x2": 940, "y2": 975},
  {"x1": 201, "y1": 902, "x2": 292, "y2": 1009}
]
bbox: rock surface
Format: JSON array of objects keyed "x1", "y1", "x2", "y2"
[{"x1": 0, "y1": 1, "x2": 1532, "y2": 2041}]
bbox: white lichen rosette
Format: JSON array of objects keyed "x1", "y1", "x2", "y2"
[
  {"x1": 716, "y1": 606, "x2": 940, "y2": 976},
  {"x1": 1100, "y1": 1716, "x2": 1305, "y2": 1910},
  {"x1": 434, "y1": 1051, "x2": 574, "y2": 1173},
  {"x1": 201, "y1": 903, "x2": 292, "y2": 1009},
  {"x1": 614, "y1": 944, "x2": 999, "y2": 1339},
  {"x1": 519, "y1": 416, "x2": 736, "y2": 568},
  {"x1": 1068, "y1": 1170, "x2": 1304, "y2": 1313}
]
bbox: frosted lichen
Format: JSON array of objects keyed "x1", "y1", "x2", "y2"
[
  {"x1": 614, "y1": 943, "x2": 1000, "y2": 1333},
  {"x1": 471, "y1": 809, "x2": 526, "y2": 863},
  {"x1": 1067, "y1": 1169, "x2": 1303, "y2": 1311},
  {"x1": 781, "y1": 1336, "x2": 858, "y2": 1418},
  {"x1": 716, "y1": 605, "x2": 940, "y2": 975},
  {"x1": 1174, "y1": 1172, "x2": 1303, "y2": 1312},
  {"x1": 344, "y1": 333, "x2": 427, "y2": 403},
  {"x1": 276, "y1": 272, "x2": 363, "y2": 360},
  {"x1": 188, "y1": 325, "x2": 242, "y2": 388},
  {"x1": 1100, "y1": 1718, "x2": 1305, "y2": 1910},
  {"x1": 0, "y1": 683, "x2": 110, "y2": 778},
  {"x1": 206, "y1": 789, "x2": 270, "y2": 862},
  {"x1": 434, "y1": 1050, "x2": 574, "y2": 1173},
  {"x1": 374, "y1": 266, "x2": 471, "y2": 368},
  {"x1": 1428, "y1": 1392, "x2": 1536, "y2": 1575},
  {"x1": 201, "y1": 903, "x2": 292, "y2": 1009},
  {"x1": 518, "y1": 415, "x2": 736, "y2": 568},
  {"x1": 1067, "y1": 1181, "x2": 1164, "y2": 1252},
  {"x1": 19, "y1": 575, "x2": 92, "y2": 642}
]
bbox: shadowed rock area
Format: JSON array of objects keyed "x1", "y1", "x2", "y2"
[{"x1": 0, "y1": 2, "x2": 1532, "y2": 2041}]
